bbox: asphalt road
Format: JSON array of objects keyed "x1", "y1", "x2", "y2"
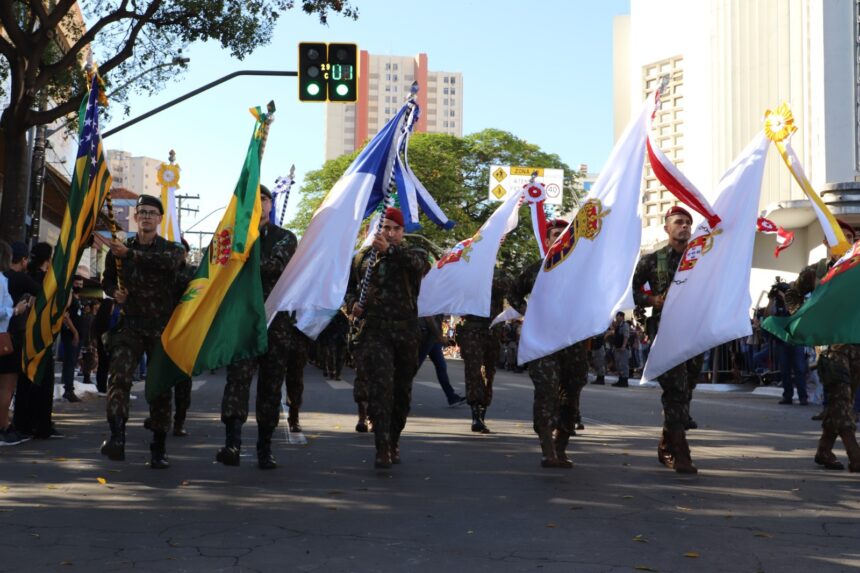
[{"x1": 1, "y1": 361, "x2": 858, "y2": 573}]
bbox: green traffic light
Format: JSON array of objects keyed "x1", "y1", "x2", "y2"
[
  {"x1": 335, "y1": 84, "x2": 349, "y2": 97},
  {"x1": 306, "y1": 83, "x2": 321, "y2": 96}
]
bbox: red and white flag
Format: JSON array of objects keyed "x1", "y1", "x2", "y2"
[
  {"x1": 646, "y1": 88, "x2": 721, "y2": 228},
  {"x1": 524, "y1": 181, "x2": 549, "y2": 257},
  {"x1": 756, "y1": 216, "x2": 795, "y2": 257}
]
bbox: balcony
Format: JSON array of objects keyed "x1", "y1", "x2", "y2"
[{"x1": 821, "y1": 182, "x2": 860, "y2": 226}]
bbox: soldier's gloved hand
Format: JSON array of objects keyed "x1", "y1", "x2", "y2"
[
  {"x1": 371, "y1": 232, "x2": 390, "y2": 253},
  {"x1": 351, "y1": 302, "x2": 364, "y2": 318},
  {"x1": 114, "y1": 287, "x2": 128, "y2": 304},
  {"x1": 110, "y1": 239, "x2": 129, "y2": 259}
]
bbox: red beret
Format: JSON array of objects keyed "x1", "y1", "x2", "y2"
[
  {"x1": 836, "y1": 218, "x2": 855, "y2": 238},
  {"x1": 665, "y1": 205, "x2": 693, "y2": 221},
  {"x1": 545, "y1": 218, "x2": 568, "y2": 238},
  {"x1": 383, "y1": 207, "x2": 404, "y2": 227}
]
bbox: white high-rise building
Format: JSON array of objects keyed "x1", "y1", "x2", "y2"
[
  {"x1": 614, "y1": 0, "x2": 860, "y2": 301},
  {"x1": 324, "y1": 52, "x2": 463, "y2": 161},
  {"x1": 105, "y1": 150, "x2": 162, "y2": 198}
]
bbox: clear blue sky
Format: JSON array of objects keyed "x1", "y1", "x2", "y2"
[{"x1": 99, "y1": 0, "x2": 630, "y2": 239}]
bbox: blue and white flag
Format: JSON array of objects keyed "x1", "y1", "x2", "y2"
[{"x1": 266, "y1": 99, "x2": 451, "y2": 338}]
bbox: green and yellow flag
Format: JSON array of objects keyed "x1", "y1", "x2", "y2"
[
  {"x1": 762, "y1": 242, "x2": 860, "y2": 346},
  {"x1": 23, "y1": 76, "x2": 112, "y2": 383},
  {"x1": 144, "y1": 106, "x2": 271, "y2": 402}
]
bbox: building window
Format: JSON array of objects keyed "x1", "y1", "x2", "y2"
[
  {"x1": 385, "y1": 85, "x2": 390, "y2": 92},
  {"x1": 393, "y1": 63, "x2": 398, "y2": 70},
  {"x1": 444, "y1": 76, "x2": 449, "y2": 84},
  {"x1": 385, "y1": 107, "x2": 391, "y2": 114},
  {"x1": 450, "y1": 77, "x2": 456, "y2": 85},
  {"x1": 443, "y1": 87, "x2": 449, "y2": 95},
  {"x1": 451, "y1": 121, "x2": 456, "y2": 128},
  {"x1": 385, "y1": 63, "x2": 390, "y2": 70},
  {"x1": 393, "y1": 74, "x2": 398, "y2": 81},
  {"x1": 443, "y1": 98, "x2": 449, "y2": 106},
  {"x1": 386, "y1": 73, "x2": 391, "y2": 81},
  {"x1": 450, "y1": 110, "x2": 455, "y2": 117},
  {"x1": 450, "y1": 88, "x2": 456, "y2": 95},
  {"x1": 443, "y1": 121, "x2": 449, "y2": 127}
]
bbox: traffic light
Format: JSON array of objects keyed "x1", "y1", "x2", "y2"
[
  {"x1": 298, "y1": 42, "x2": 327, "y2": 102},
  {"x1": 327, "y1": 43, "x2": 358, "y2": 102}
]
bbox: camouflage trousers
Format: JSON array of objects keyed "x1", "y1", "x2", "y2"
[
  {"x1": 591, "y1": 347, "x2": 606, "y2": 376},
  {"x1": 319, "y1": 341, "x2": 346, "y2": 377},
  {"x1": 284, "y1": 327, "x2": 309, "y2": 412},
  {"x1": 456, "y1": 327, "x2": 501, "y2": 408},
  {"x1": 221, "y1": 314, "x2": 295, "y2": 429},
  {"x1": 527, "y1": 341, "x2": 588, "y2": 435},
  {"x1": 658, "y1": 355, "x2": 703, "y2": 430},
  {"x1": 354, "y1": 322, "x2": 420, "y2": 451},
  {"x1": 818, "y1": 344, "x2": 860, "y2": 434},
  {"x1": 105, "y1": 325, "x2": 171, "y2": 432},
  {"x1": 174, "y1": 377, "x2": 192, "y2": 423}
]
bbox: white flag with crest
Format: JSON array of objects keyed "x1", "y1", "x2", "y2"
[
  {"x1": 517, "y1": 99, "x2": 651, "y2": 364},
  {"x1": 643, "y1": 132, "x2": 770, "y2": 380}
]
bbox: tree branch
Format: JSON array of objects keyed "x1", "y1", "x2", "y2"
[
  {"x1": 0, "y1": 1, "x2": 30, "y2": 50},
  {"x1": 97, "y1": 3, "x2": 163, "y2": 78},
  {"x1": 29, "y1": 95, "x2": 82, "y2": 128},
  {"x1": 26, "y1": 0, "x2": 49, "y2": 24}
]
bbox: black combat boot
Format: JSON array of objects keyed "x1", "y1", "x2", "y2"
[
  {"x1": 100, "y1": 417, "x2": 126, "y2": 461},
  {"x1": 470, "y1": 404, "x2": 489, "y2": 433},
  {"x1": 149, "y1": 431, "x2": 170, "y2": 469},
  {"x1": 257, "y1": 426, "x2": 277, "y2": 470},
  {"x1": 657, "y1": 428, "x2": 675, "y2": 469},
  {"x1": 216, "y1": 419, "x2": 242, "y2": 466},
  {"x1": 668, "y1": 426, "x2": 697, "y2": 474},
  {"x1": 288, "y1": 407, "x2": 302, "y2": 433},
  {"x1": 611, "y1": 377, "x2": 628, "y2": 388},
  {"x1": 355, "y1": 401, "x2": 369, "y2": 433},
  {"x1": 593, "y1": 375, "x2": 605, "y2": 385},
  {"x1": 554, "y1": 430, "x2": 573, "y2": 468},
  {"x1": 479, "y1": 405, "x2": 492, "y2": 434},
  {"x1": 814, "y1": 428, "x2": 844, "y2": 470}
]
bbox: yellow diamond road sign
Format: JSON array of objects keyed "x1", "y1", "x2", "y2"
[
  {"x1": 492, "y1": 167, "x2": 507, "y2": 182},
  {"x1": 491, "y1": 184, "x2": 507, "y2": 199}
]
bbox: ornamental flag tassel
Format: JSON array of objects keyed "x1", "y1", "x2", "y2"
[
  {"x1": 763, "y1": 102, "x2": 851, "y2": 256},
  {"x1": 272, "y1": 164, "x2": 296, "y2": 226},
  {"x1": 646, "y1": 76, "x2": 721, "y2": 229},
  {"x1": 524, "y1": 173, "x2": 550, "y2": 257},
  {"x1": 158, "y1": 150, "x2": 182, "y2": 242}
]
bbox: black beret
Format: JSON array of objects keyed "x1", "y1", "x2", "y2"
[
  {"x1": 260, "y1": 184, "x2": 272, "y2": 200},
  {"x1": 137, "y1": 194, "x2": 164, "y2": 214}
]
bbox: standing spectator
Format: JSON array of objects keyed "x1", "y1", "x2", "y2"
[
  {"x1": 79, "y1": 301, "x2": 96, "y2": 385},
  {"x1": 768, "y1": 280, "x2": 809, "y2": 405},
  {"x1": 629, "y1": 321, "x2": 642, "y2": 374},
  {"x1": 0, "y1": 241, "x2": 34, "y2": 446},
  {"x1": 6, "y1": 242, "x2": 40, "y2": 438},
  {"x1": 610, "y1": 312, "x2": 630, "y2": 387},
  {"x1": 91, "y1": 297, "x2": 118, "y2": 394},
  {"x1": 418, "y1": 315, "x2": 465, "y2": 406},
  {"x1": 60, "y1": 276, "x2": 84, "y2": 402}
]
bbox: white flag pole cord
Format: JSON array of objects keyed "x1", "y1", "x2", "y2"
[{"x1": 357, "y1": 82, "x2": 420, "y2": 310}]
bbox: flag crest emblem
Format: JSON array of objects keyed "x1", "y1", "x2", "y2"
[
  {"x1": 678, "y1": 227, "x2": 723, "y2": 272},
  {"x1": 437, "y1": 232, "x2": 483, "y2": 268},
  {"x1": 543, "y1": 198, "x2": 610, "y2": 272},
  {"x1": 821, "y1": 242, "x2": 860, "y2": 285},
  {"x1": 211, "y1": 228, "x2": 234, "y2": 266}
]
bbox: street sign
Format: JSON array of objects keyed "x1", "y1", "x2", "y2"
[{"x1": 487, "y1": 165, "x2": 564, "y2": 204}]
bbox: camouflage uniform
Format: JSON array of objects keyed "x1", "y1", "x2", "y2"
[
  {"x1": 455, "y1": 269, "x2": 512, "y2": 408},
  {"x1": 632, "y1": 244, "x2": 701, "y2": 473},
  {"x1": 347, "y1": 242, "x2": 429, "y2": 464},
  {"x1": 632, "y1": 245, "x2": 701, "y2": 431},
  {"x1": 591, "y1": 334, "x2": 606, "y2": 378},
  {"x1": 509, "y1": 260, "x2": 588, "y2": 465},
  {"x1": 103, "y1": 235, "x2": 186, "y2": 432},
  {"x1": 786, "y1": 258, "x2": 860, "y2": 441},
  {"x1": 222, "y1": 223, "x2": 298, "y2": 428}
]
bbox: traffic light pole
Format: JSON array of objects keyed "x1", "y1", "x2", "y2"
[{"x1": 102, "y1": 70, "x2": 297, "y2": 139}]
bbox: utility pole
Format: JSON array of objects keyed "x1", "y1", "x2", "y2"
[{"x1": 175, "y1": 193, "x2": 199, "y2": 231}]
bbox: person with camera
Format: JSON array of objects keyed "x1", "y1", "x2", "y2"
[
  {"x1": 784, "y1": 220, "x2": 860, "y2": 472},
  {"x1": 632, "y1": 206, "x2": 702, "y2": 474},
  {"x1": 767, "y1": 277, "x2": 809, "y2": 405}
]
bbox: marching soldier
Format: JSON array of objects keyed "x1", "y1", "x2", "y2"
[
  {"x1": 100, "y1": 195, "x2": 186, "y2": 469},
  {"x1": 456, "y1": 267, "x2": 512, "y2": 433},
  {"x1": 347, "y1": 207, "x2": 430, "y2": 469},
  {"x1": 284, "y1": 321, "x2": 309, "y2": 433},
  {"x1": 632, "y1": 206, "x2": 702, "y2": 474},
  {"x1": 785, "y1": 220, "x2": 860, "y2": 472},
  {"x1": 216, "y1": 184, "x2": 298, "y2": 469},
  {"x1": 509, "y1": 219, "x2": 589, "y2": 469}
]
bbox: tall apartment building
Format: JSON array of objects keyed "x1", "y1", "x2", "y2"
[
  {"x1": 105, "y1": 150, "x2": 163, "y2": 198},
  {"x1": 614, "y1": 0, "x2": 860, "y2": 301},
  {"x1": 324, "y1": 52, "x2": 463, "y2": 161}
]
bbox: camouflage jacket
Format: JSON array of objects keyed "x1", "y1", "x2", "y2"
[
  {"x1": 103, "y1": 235, "x2": 185, "y2": 325},
  {"x1": 460, "y1": 268, "x2": 513, "y2": 329},
  {"x1": 631, "y1": 244, "x2": 684, "y2": 337},
  {"x1": 347, "y1": 242, "x2": 430, "y2": 325},
  {"x1": 508, "y1": 260, "x2": 542, "y2": 316},
  {"x1": 784, "y1": 257, "x2": 833, "y2": 315},
  {"x1": 258, "y1": 223, "x2": 297, "y2": 298}
]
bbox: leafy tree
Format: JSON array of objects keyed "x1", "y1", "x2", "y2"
[
  {"x1": 0, "y1": 0, "x2": 358, "y2": 242},
  {"x1": 290, "y1": 129, "x2": 582, "y2": 277}
]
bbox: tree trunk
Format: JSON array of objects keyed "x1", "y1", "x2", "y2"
[{"x1": 1, "y1": 129, "x2": 31, "y2": 244}]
